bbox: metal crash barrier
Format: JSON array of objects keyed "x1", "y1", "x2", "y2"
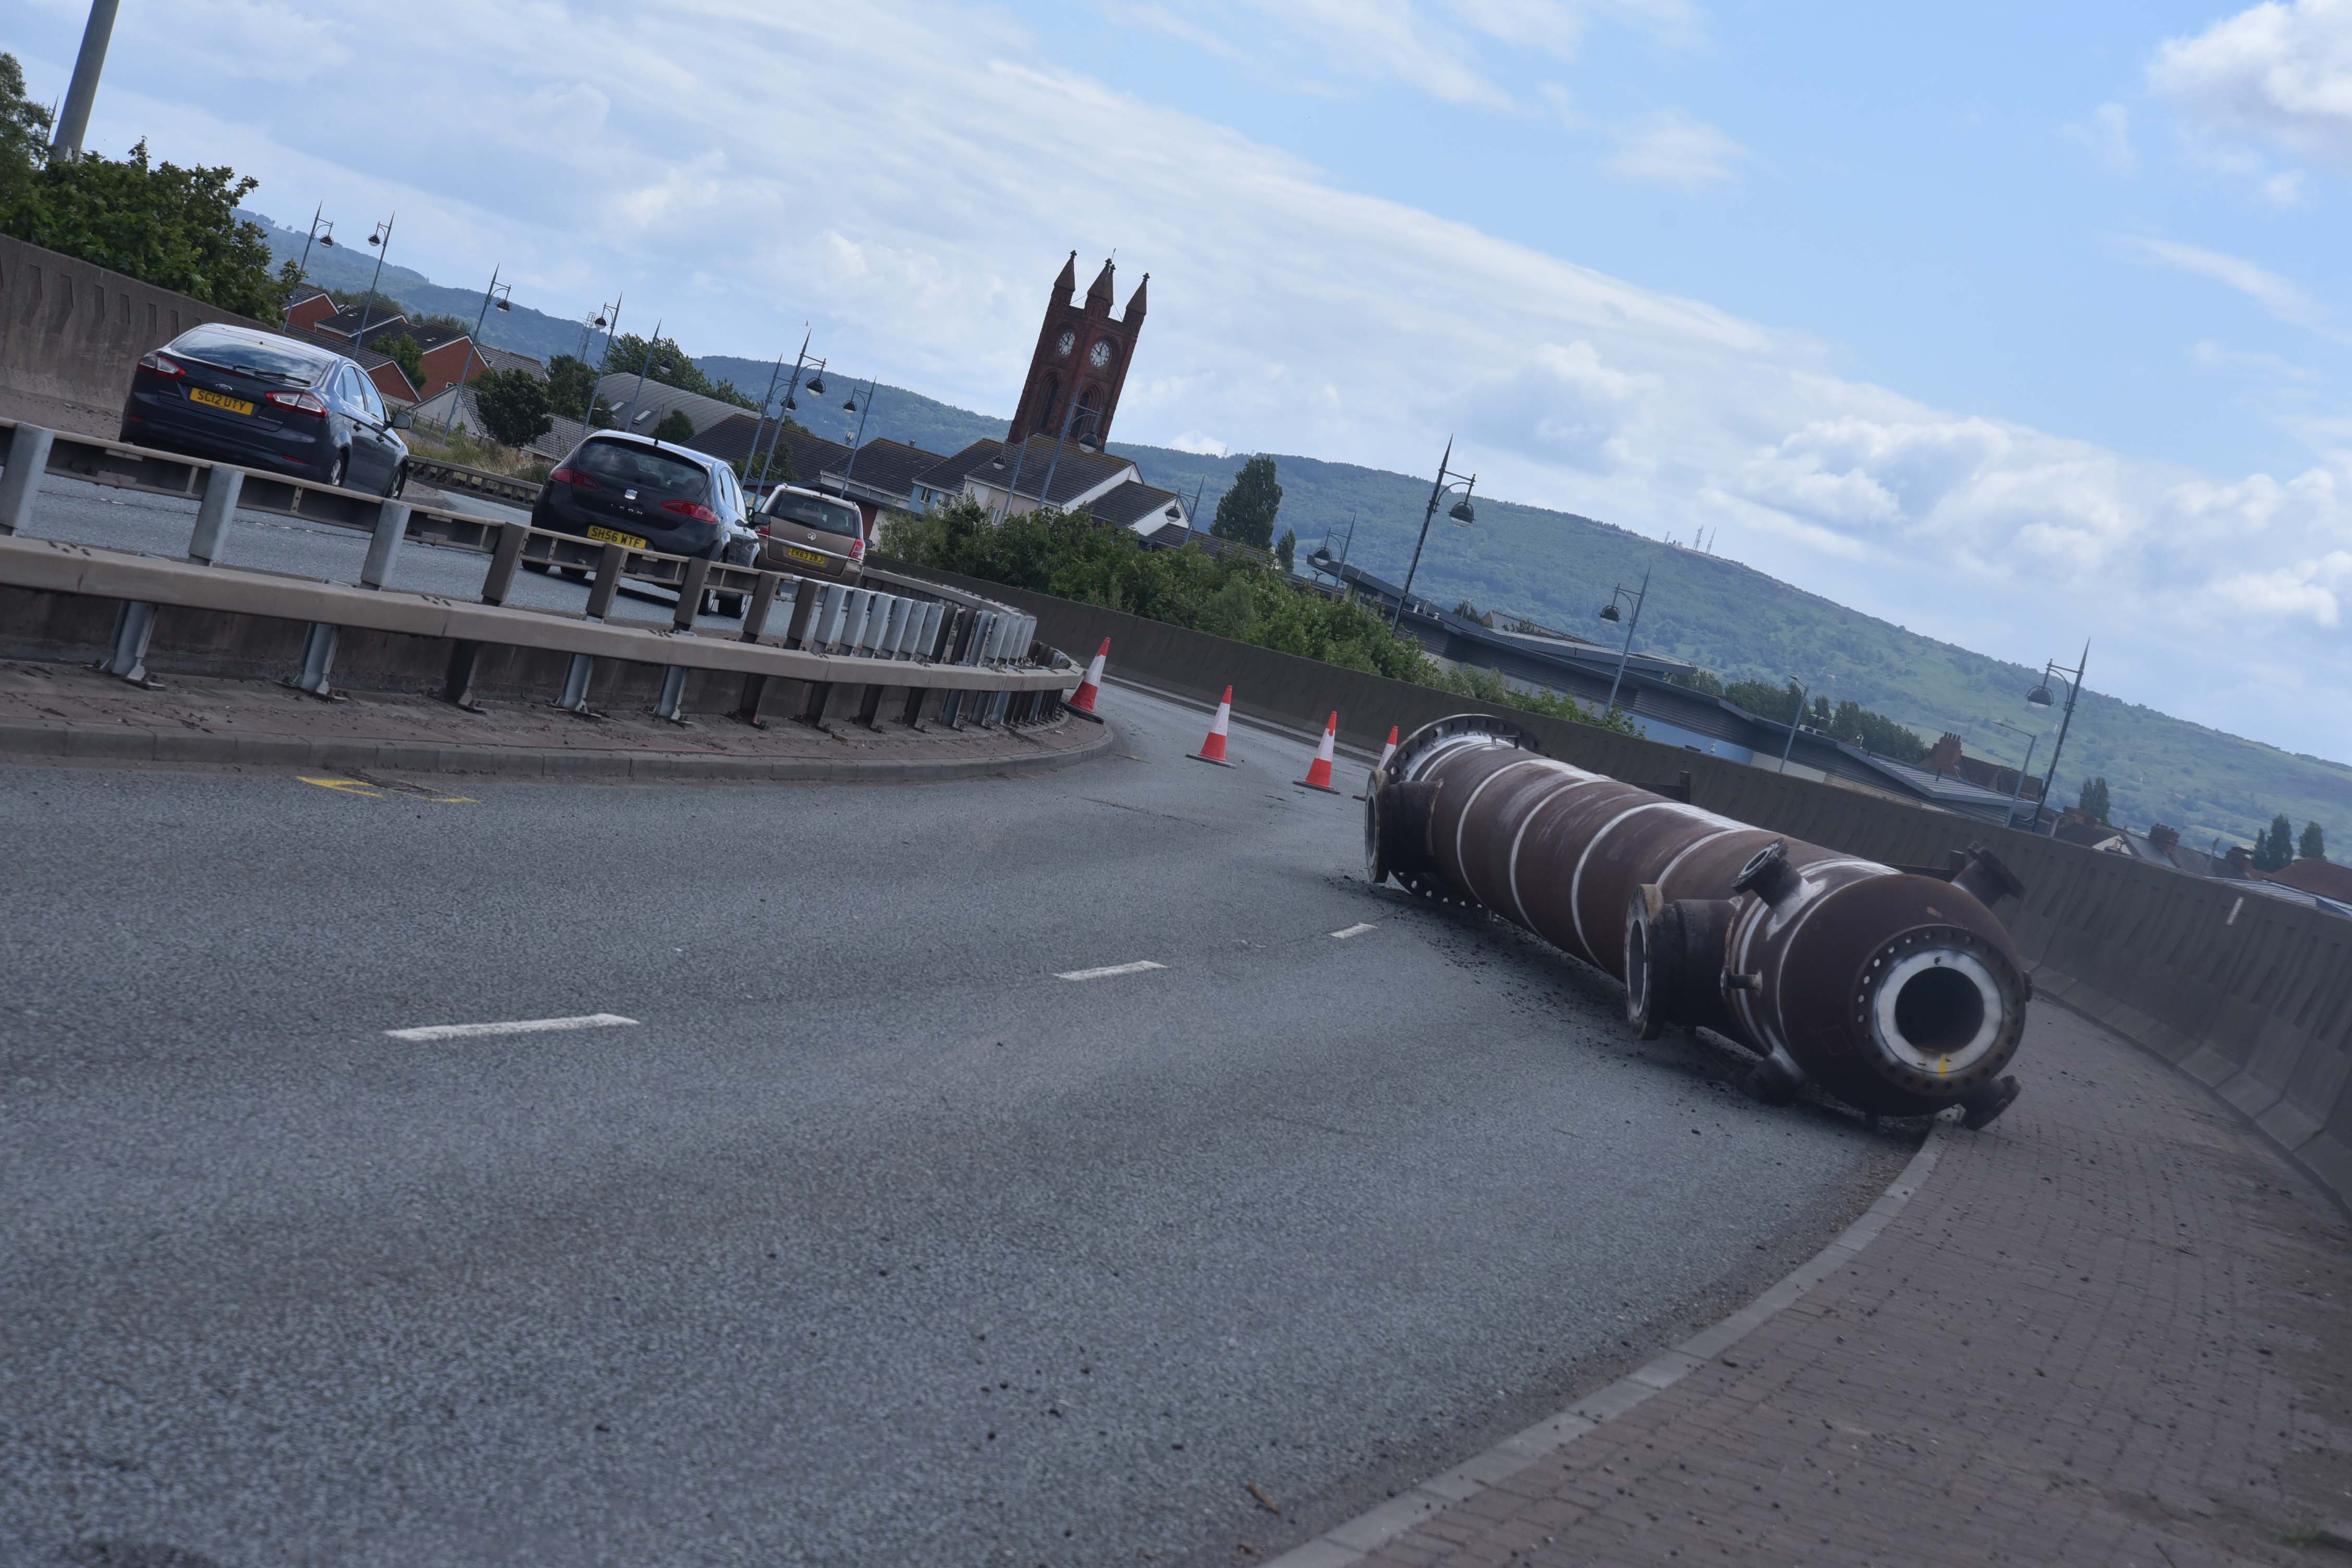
[{"x1": 0, "y1": 421, "x2": 1073, "y2": 729}]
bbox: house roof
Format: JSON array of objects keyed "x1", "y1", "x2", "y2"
[
  {"x1": 592, "y1": 373, "x2": 752, "y2": 436},
  {"x1": 278, "y1": 325, "x2": 420, "y2": 399},
  {"x1": 822, "y1": 438, "x2": 939, "y2": 505},
  {"x1": 475, "y1": 344, "x2": 546, "y2": 378},
  {"x1": 407, "y1": 382, "x2": 583, "y2": 460},
  {"x1": 1086, "y1": 479, "x2": 1186, "y2": 529},
  {"x1": 911, "y1": 438, "x2": 1006, "y2": 495},
  {"x1": 310, "y1": 303, "x2": 405, "y2": 340},
  {"x1": 2259, "y1": 857, "x2": 2352, "y2": 903},
  {"x1": 985, "y1": 436, "x2": 1136, "y2": 507}
]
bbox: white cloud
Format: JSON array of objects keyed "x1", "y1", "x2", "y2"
[
  {"x1": 2152, "y1": 0, "x2": 2352, "y2": 172},
  {"x1": 67, "y1": 0, "x2": 2352, "y2": 756},
  {"x1": 2189, "y1": 338, "x2": 2321, "y2": 381},
  {"x1": 2113, "y1": 236, "x2": 2333, "y2": 333},
  {"x1": 2065, "y1": 102, "x2": 2137, "y2": 175},
  {"x1": 1168, "y1": 432, "x2": 1232, "y2": 457},
  {"x1": 1603, "y1": 110, "x2": 1751, "y2": 187}
]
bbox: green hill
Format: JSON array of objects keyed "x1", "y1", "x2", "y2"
[{"x1": 248, "y1": 215, "x2": 2347, "y2": 847}]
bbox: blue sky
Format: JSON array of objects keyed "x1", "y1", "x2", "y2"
[{"x1": 13, "y1": 0, "x2": 2352, "y2": 756}]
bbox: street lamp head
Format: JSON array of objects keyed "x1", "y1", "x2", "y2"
[
  {"x1": 495, "y1": 298, "x2": 511, "y2": 312},
  {"x1": 2026, "y1": 683, "x2": 2056, "y2": 709},
  {"x1": 805, "y1": 374, "x2": 827, "y2": 395},
  {"x1": 1599, "y1": 602, "x2": 1622, "y2": 623},
  {"x1": 783, "y1": 396, "x2": 797, "y2": 411},
  {"x1": 1448, "y1": 496, "x2": 1475, "y2": 525},
  {"x1": 842, "y1": 396, "x2": 858, "y2": 411},
  {"x1": 318, "y1": 234, "x2": 334, "y2": 248}
]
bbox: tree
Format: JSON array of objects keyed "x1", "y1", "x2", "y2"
[
  {"x1": 0, "y1": 123, "x2": 284, "y2": 320},
  {"x1": 1276, "y1": 528, "x2": 1296, "y2": 573},
  {"x1": 2253, "y1": 813, "x2": 2296, "y2": 872},
  {"x1": 1727, "y1": 679, "x2": 1805, "y2": 725},
  {"x1": 598, "y1": 333, "x2": 752, "y2": 409},
  {"x1": 2299, "y1": 820, "x2": 2326, "y2": 863},
  {"x1": 0, "y1": 54, "x2": 52, "y2": 215},
  {"x1": 1664, "y1": 668, "x2": 1724, "y2": 697},
  {"x1": 1211, "y1": 455, "x2": 1282, "y2": 548},
  {"x1": 329, "y1": 288, "x2": 408, "y2": 323},
  {"x1": 2078, "y1": 776, "x2": 2111, "y2": 826},
  {"x1": 377, "y1": 332, "x2": 423, "y2": 389},
  {"x1": 471, "y1": 368, "x2": 552, "y2": 449},
  {"x1": 651, "y1": 409, "x2": 695, "y2": 444}
]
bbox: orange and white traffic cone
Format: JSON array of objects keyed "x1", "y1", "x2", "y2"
[
  {"x1": 1297, "y1": 711, "x2": 1341, "y2": 793},
  {"x1": 1190, "y1": 685, "x2": 1236, "y2": 766},
  {"x1": 1356, "y1": 724, "x2": 1399, "y2": 799},
  {"x1": 1068, "y1": 638, "x2": 1108, "y2": 722}
]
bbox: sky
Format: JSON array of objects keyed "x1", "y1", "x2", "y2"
[{"x1": 14, "y1": 0, "x2": 2352, "y2": 758}]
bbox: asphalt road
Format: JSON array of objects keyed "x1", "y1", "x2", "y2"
[
  {"x1": 0, "y1": 684, "x2": 1913, "y2": 1568},
  {"x1": 16, "y1": 473, "x2": 749, "y2": 630}
]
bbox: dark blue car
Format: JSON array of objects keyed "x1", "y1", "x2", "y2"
[{"x1": 119, "y1": 322, "x2": 412, "y2": 496}]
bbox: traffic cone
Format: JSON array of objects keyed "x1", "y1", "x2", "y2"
[
  {"x1": 1191, "y1": 686, "x2": 1236, "y2": 766},
  {"x1": 1297, "y1": 711, "x2": 1341, "y2": 792},
  {"x1": 1068, "y1": 638, "x2": 1108, "y2": 722},
  {"x1": 1356, "y1": 725, "x2": 1399, "y2": 799}
]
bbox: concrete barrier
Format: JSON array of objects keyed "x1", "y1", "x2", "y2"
[
  {"x1": 0, "y1": 235, "x2": 270, "y2": 421},
  {"x1": 881, "y1": 560, "x2": 2352, "y2": 1211}
]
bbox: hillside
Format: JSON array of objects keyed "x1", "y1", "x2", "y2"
[{"x1": 244, "y1": 214, "x2": 2351, "y2": 847}]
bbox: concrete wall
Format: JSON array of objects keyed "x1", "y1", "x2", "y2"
[
  {"x1": 0, "y1": 234, "x2": 271, "y2": 421},
  {"x1": 887, "y1": 560, "x2": 2352, "y2": 1210}
]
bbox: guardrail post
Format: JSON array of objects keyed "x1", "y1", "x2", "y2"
[
  {"x1": 583, "y1": 541, "x2": 627, "y2": 620},
  {"x1": 359, "y1": 501, "x2": 410, "y2": 590},
  {"x1": 480, "y1": 522, "x2": 528, "y2": 605},
  {"x1": 187, "y1": 465, "x2": 243, "y2": 564},
  {"x1": 673, "y1": 556, "x2": 712, "y2": 632},
  {"x1": 652, "y1": 666, "x2": 689, "y2": 723},
  {"x1": 739, "y1": 571, "x2": 784, "y2": 642},
  {"x1": 554, "y1": 653, "x2": 596, "y2": 715},
  {"x1": 286, "y1": 622, "x2": 339, "y2": 699},
  {"x1": 93, "y1": 599, "x2": 159, "y2": 685},
  {"x1": 0, "y1": 423, "x2": 54, "y2": 536},
  {"x1": 854, "y1": 682, "x2": 886, "y2": 730},
  {"x1": 939, "y1": 610, "x2": 975, "y2": 729},
  {"x1": 797, "y1": 679, "x2": 834, "y2": 728},
  {"x1": 782, "y1": 579, "x2": 819, "y2": 648},
  {"x1": 439, "y1": 521, "x2": 529, "y2": 710}
]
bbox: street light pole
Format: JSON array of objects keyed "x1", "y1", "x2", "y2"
[
  {"x1": 350, "y1": 216, "x2": 395, "y2": 370},
  {"x1": 293, "y1": 203, "x2": 333, "y2": 290},
  {"x1": 618, "y1": 317, "x2": 663, "y2": 433},
  {"x1": 1391, "y1": 437, "x2": 1478, "y2": 632},
  {"x1": 842, "y1": 376, "x2": 880, "y2": 481},
  {"x1": 575, "y1": 295, "x2": 620, "y2": 431},
  {"x1": 48, "y1": 0, "x2": 121, "y2": 160},
  {"x1": 1601, "y1": 565, "x2": 1652, "y2": 713},
  {"x1": 1778, "y1": 679, "x2": 1809, "y2": 770},
  {"x1": 754, "y1": 337, "x2": 819, "y2": 488},
  {"x1": 2025, "y1": 640, "x2": 2090, "y2": 833},
  {"x1": 444, "y1": 265, "x2": 509, "y2": 434}
]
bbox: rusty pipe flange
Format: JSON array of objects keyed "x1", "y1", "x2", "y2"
[
  {"x1": 1382, "y1": 713, "x2": 1541, "y2": 787},
  {"x1": 1846, "y1": 925, "x2": 2028, "y2": 1102},
  {"x1": 1623, "y1": 884, "x2": 1669, "y2": 1039}
]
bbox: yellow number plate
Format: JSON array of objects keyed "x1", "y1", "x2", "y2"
[
  {"x1": 586, "y1": 525, "x2": 647, "y2": 549},
  {"x1": 782, "y1": 545, "x2": 828, "y2": 567},
  {"x1": 189, "y1": 388, "x2": 254, "y2": 416}
]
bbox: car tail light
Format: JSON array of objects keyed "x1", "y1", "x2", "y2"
[
  {"x1": 753, "y1": 522, "x2": 771, "y2": 536},
  {"x1": 850, "y1": 534, "x2": 868, "y2": 562},
  {"x1": 662, "y1": 499, "x2": 720, "y2": 523},
  {"x1": 550, "y1": 466, "x2": 601, "y2": 491},
  {"x1": 138, "y1": 351, "x2": 186, "y2": 379},
  {"x1": 264, "y1": 389, "x2": 328, "y2": 416}
]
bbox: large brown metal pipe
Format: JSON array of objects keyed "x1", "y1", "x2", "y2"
[{"x1": 1365, "y1": 715, "x2": 2028, "y2": 1124}]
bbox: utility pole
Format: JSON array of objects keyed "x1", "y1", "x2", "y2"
[
  {"x1": 1779, "y1": 680, "x2": 1808, "y2": 770},
  {"x1": 2032, "y1": 641, "x2": 2091, "y2": 832},
  {"x1": 48, "y1": 0, "x2": 121, "y2": 160}
]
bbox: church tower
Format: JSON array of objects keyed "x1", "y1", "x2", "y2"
[{"x1": 1006, "y1": 252, "x2": 1147, "y2": 448}]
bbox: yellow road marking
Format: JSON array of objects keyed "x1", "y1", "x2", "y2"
[{"x1": 300, "y1": 776, "x2": 476, "y2": 804}]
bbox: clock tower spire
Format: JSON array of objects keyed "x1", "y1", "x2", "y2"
[{"x1": 1006, "y1": 250, "x2": 1146, "y2": 448}]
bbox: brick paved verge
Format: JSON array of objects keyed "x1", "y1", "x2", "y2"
[{"x1": 1268, "y1": 1001, "x2": 2352, "y2": 1567}]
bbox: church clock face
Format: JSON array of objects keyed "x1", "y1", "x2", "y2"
[
  {"x1": 1056, "y1": 328, "x2": 1076, "y2": 358},
  {"x1": 1088, "y1": 338, "x2": 1113, "y2": 369}
]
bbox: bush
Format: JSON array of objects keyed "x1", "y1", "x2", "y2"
[
  {"x1": 651, "y1": 409, "x2": 694, "y2": 443},
  {"x1": 471, "y1": 368, "x2": 552, "y2": 449},
  {"x1": 882, "y1": 498, "x2": 1631, "y2": 731}
]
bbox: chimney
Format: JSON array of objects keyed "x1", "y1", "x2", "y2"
[
  {"x1": 2223, "y1": 845, "x2": 2252, "y2": 878},
  {"x1": 1926, "y1": 732, "x2": 1964, "y2": 775},
  {"x1": 2148, "y1": 823, "x2": 2179, "y2": 851}
]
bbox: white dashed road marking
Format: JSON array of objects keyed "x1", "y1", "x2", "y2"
[
  {"x1": 1056, "y1": 961, "x2": 1167, "y2": 982},
  {"x1": 1329, "y1": 923, "x2": 1377, "y2": 939},
  {"x1": 385, "y1": 1013, "x2": 640, "y2": 1042}
]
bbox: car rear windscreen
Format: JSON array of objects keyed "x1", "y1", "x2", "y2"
[
  {"x1": 766, "y1": 492, "x2": 861, "y2": 537},
  {"x1": 173, "y1": 327, "x2": 326, "y2": 384},
  {"x1": 575, "y1": 440, "x2": 711, "y2": 502}
]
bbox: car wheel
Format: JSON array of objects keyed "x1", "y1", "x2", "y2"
[
  {"x1": 523, "y1": 560, "x2": 552, "y2": 574},
  {"x1": 384, "y1": 461, "x2": 408, "y2": 499},
  {"x1": 561, "y1": 566, "x2": 590, "y2": 581},
  {"x1": 330, "y1": 450, "x2": 349, "y2": 490},
  {"x1": 716, "y1": 593, "x2": 746, "y2": 619}
]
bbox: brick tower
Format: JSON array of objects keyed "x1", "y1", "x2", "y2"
[{"x1": 1005, "y1": 252, "x2": 1147, "y2": 448}]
